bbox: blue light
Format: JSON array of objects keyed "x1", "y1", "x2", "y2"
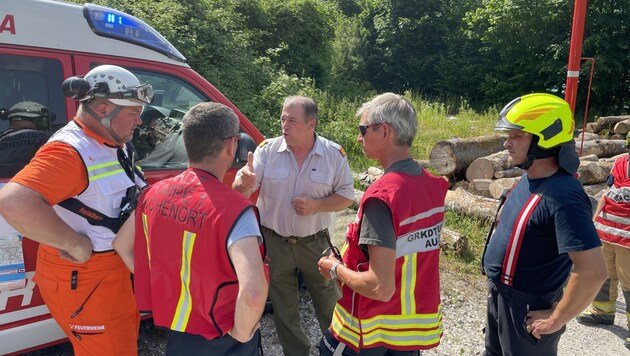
[{"x1": 83, "y1": 4, "x2": 186, "y2": 63}]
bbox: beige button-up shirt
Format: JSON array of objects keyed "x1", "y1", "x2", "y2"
[{"x1": 247, "y1": 134, "x2": 354, "y2": 237}]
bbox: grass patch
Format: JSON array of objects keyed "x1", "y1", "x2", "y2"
[{"x1": 443, "y1": 210, "x2": 491, "y2": 273}]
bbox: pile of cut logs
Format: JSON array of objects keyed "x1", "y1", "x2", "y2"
[
  {"x1": 356, "y1": 115, "x2": 630, "y2": 229},
  {"x1": 426, "y1": 115, "x2": 630, "y2": 223}
]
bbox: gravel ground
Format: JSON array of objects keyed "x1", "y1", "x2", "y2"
[{"x1": 24, "y1": 209, "x2": 630, "y2": 355}]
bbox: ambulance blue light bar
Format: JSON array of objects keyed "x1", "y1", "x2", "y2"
[{"x1": 83, "y1": 4, "x2": 186, "y2": 63}]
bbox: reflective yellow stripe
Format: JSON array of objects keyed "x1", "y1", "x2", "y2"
[
  {"x1": 331, "y1": 304, "x2": 361, "y2": 348},
  {"x1": 87, "y1": 161, "x2": 125, "y2": 181},
  {"x1": 170, "y1": 230, "x2": 196, "y2": 331},
  {"x1": 142, "y1": 213, "x2": 151, "y2": 269},
  {"x1": 592, "y1": 300, "x2": 616, "y2": 313},
  {"x1": 361, "y1": 306, "x2": 443, "y2": 332},
  {"x1": 362, "y1": 323, "x2": 443, "y2": 347},
  {"x1": 400, "y1": 253, "x2": 418, "y2": 314}
]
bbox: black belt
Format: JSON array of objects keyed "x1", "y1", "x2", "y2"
[{"x1": 263, "y1": 226, "x2": 328, "y2": 244}]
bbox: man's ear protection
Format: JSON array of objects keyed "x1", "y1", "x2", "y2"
[{"x1": 62, "y1": 76, "x2": 110, "y2": 101}]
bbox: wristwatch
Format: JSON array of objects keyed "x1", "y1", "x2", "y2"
[{"x1": 329, "y1": 262, "x2": 341, "y2": 280}]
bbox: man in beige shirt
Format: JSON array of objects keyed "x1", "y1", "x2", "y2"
[{"x1": 233, "y1": 96, "x2": 354, "y2": 356}]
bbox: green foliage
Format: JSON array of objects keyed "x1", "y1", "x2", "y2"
[
  {"x1": 464, "y1": 0, "x2": 573, "y2": 106},
  {"x1": 443, "y1": 210, "x2": 490, "y2": 271}
]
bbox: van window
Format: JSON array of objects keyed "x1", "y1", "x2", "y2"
[
  {"x1": 129, "y1": 70, "x2": 208, "y2": 170},
  {"x1": 0, "y1": 54, "x2": 66, "y2": 178}
]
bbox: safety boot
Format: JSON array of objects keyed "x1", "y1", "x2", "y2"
[{"x1": 576, "y1": 311, "x2": 615, "y2": 325}]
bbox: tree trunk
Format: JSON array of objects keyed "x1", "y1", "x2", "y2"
[
  {"x1": 466, "y1": 150, "x2": 511, "y2": 181},
  {"x1": 429, "y1": 135, "x2": 506, "y2": 177},
  {"x1": 577, "y1": 161, "x2": 614, "y2": 185},
  {"x1": 576, "y1": 139, "x2": 626, "y2": 158},
  {"x1": 488, "y1": 177, "x2": 521, "y2": 200},
  {"x1": 445, "y1": 188, "x2": 499, "y2": 223},
  {"x1": 583, "y1": 182, "x2": 608, "y2": 198},
  {"x1": 579, "y1": 154, "x2": 599, "y2": 162},
  {"x1": 440, "y1": 227, "x2": 470, "y2": 257},
  {"x1": 576, "y1": 132, "x2": 602, "y2": 141},
  {"x1": 586, "y1": 122, "x2": 602, "y2": 133},
  {"x1": 597, "y1": 115, "x2": 630, "y2": 127},
  {"x1": 494, "y1": 167, "x2": 525, "y2": 178},
  {"x1": 613, "y1": 119, "x2": 630, "y2": 134},
  {"x1": 468, "y1": 179, "x2": 492, "y2": 198}
]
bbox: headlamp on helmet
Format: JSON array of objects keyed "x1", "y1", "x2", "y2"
[{"x1": 62, "y1": 65, "x2": 153, "y2": 106}]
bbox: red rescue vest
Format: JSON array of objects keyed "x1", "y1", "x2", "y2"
[
  {"x1": 332, "y1": 170, "x2": 447, "y2": 352},
  {"x1": 133, "y1": 168, "x2": 266, "y2": 340},
  {"x1": 595, "y1": 155, "x2": 630, "y2": 248}
]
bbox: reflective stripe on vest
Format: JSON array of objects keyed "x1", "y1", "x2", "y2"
[
  {"x1": 332, "y1": 302, "x2": 442, "y2": 349},
  {"x1": 501, "y1": 193, "x2": 542, "y2": 286},
  {"x1": 87, "y1": 160, "x2": 125, "y2": 181},
  {"x1": 595, "y1": 214, "x2": 630, "y2": 239},
  {"x1": 170, "y1": 230, "x2": 197, "y2": 331},
  {"x1": 331, "y1": 303, "x2": 361, "y2": 349},
  {"x1": 401, "y1": 253, "x2": 418, "y2": 314},
  {"x1": 142, "y1": 213, "x2": 152, "y2": 269}
]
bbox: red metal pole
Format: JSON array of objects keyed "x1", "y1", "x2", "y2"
[
  {"x1": 578, "y1": 58, "x2": 595, "y2": 156},
  {"x1": 565, "y1": 0, "x2": 588, "y2": 113}
]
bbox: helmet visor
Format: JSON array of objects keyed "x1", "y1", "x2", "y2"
[{"x1": 494, "y1": 115, "x2": 524, "y2": 132}]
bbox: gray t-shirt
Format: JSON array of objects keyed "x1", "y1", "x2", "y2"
[{"x1": 359, "y1": 158, "x2": 424, "y2": 254}]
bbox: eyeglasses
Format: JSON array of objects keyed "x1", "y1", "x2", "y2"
[
  {"x1": 358, "y1": 123, "x2": 383, "y2": 136},
  {"x1": 223, "y1": 133, "x2": 241, "y2": 141}
]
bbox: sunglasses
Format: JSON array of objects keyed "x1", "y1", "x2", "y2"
[{"x1": 358, "y1": 123, "x2": 383, "y2": 136}]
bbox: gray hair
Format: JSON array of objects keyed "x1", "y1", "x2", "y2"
[
  {"x1": 182, "y1": 102, "x2": 239, "y2": 163},
  {"x1": 283, "y1": 96, "x2": 318, "y2": 123},
  {"x1": 356, "y1": 93, "x2": 417, "y2": 147}
]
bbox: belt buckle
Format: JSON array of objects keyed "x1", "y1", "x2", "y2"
[{"x1": 283, "y1": 236, "x2": 299, "y2": 244}]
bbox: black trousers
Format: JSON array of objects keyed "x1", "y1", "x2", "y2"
[
  {"x1": 484, "y1": 279, "x2": 565, "y2": 356},
  {"x1": 166, "y1": 329, "x2": 262, "y2": 356},
  {"x1": 319, "y1": 329, "x2": 421, "y2": 356}
]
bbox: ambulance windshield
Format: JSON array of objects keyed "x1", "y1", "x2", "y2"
[{"x1": 83, "y1": 4, "x2": 186, "y2": 63}]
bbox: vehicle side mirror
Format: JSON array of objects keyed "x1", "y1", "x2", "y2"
[{"x1": 233, "y1": 132, "x2": 256, "y2": 168}]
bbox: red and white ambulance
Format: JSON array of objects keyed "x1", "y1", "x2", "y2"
[{"x1": 0, "y1": 1, "x2": 263, "y2": 354}]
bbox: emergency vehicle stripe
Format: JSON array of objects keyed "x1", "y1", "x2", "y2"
[
  {"x1": 501, "y1": 194, "x2": 541, "y2": 286},
  {"x1": 598, "y1": 211, "x2": 630, "y2": 226},
  {"x1": 594, "y1": 221, "x2": 630, "y2": 239},
  {"x1": 400, "y1": 206, "x2": 444, "y2": 226},
  {"x1": 142, "y1": 213, "x2": 151, "y2": 269},
  {"x1": 331, "y1": 304, "x2": 361, "y2": 348},
  {"x1": 400, "y1": 253, "x2": 418, "y2": 314},
  {"x1": 87, "y1": 161, "x2": 124, "y2": 181},
  {"x1": 170, "y1": 230, "x2": 197, "y2": 331}
]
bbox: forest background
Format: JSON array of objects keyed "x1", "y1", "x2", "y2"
[{"x1": 68, "y1": 0, "x2": 630, "y2": 171}]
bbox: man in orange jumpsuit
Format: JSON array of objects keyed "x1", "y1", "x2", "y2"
[{"x1": 0, "y1": 65, "x2": 151, "y2": 355}]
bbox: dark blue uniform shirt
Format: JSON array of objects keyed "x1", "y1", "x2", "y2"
[{"x1": 483, "y1": 170, "x2": 601, "y2": 294}]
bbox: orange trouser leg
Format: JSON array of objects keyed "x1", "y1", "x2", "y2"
[{"x1": 33, "y1": 246, "x2": 140, "y2": 356}]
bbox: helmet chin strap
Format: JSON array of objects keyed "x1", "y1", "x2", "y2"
[
  {"x1": 84, "y1": 104, "x2": 125, "y2": 145},
  {"x1": 516, "y1": 134, "x2": 558, "y2": 171},
  {"x1": 516, "y1": 154, "x2": 536, "y2": 170}
]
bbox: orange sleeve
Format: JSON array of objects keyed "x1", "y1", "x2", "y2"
[{"x1": 11, "y1": 142, "x2": 88, "y2": 205}]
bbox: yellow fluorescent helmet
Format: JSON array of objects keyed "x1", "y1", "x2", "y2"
[{"x1": 494, "y1": 93, "x2": 575, "y2": 149}]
